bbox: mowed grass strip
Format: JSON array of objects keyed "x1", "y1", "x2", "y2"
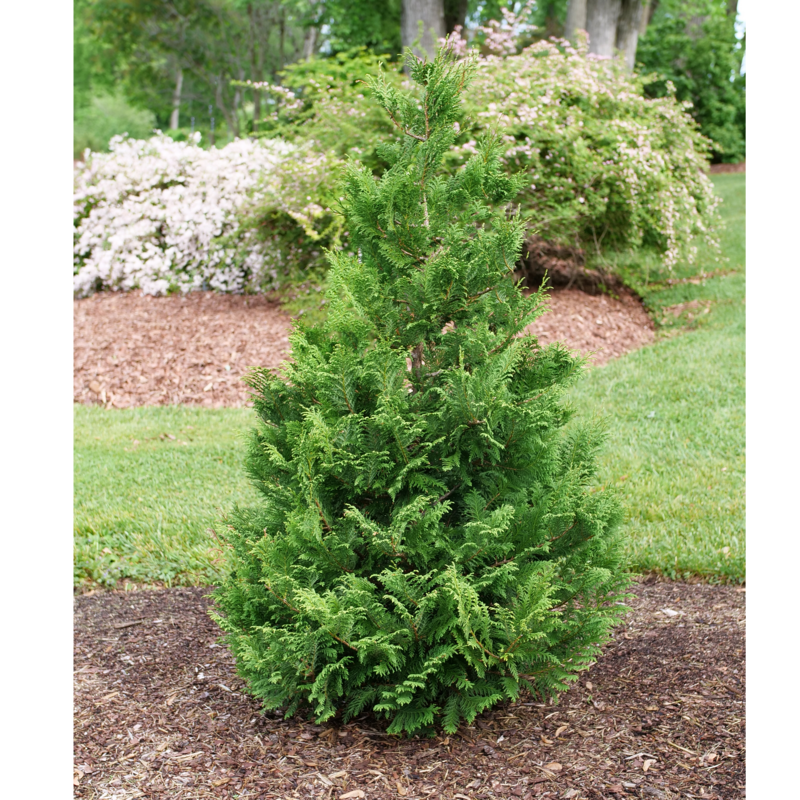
[
  {"x1": 568, "y1": 174, "x2": 745, "y2": 582},
  {"x1": 74, "y1": 406, "x2": 256, "y2": 588},
  {"x1": 73, "y1": 175, "x2": 744, "y2": 588}
]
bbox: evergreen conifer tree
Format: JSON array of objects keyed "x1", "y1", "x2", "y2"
[{"x1": 213, "y1": 47, "x2": 630, "y2": 736}]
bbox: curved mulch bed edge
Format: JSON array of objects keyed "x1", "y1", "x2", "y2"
[
  {"x1": 73, "y1": 289, "x2": 654, "y2": 409},
  {"x1": 707, "y1": 163, "x2": 745, "y2": 174},
  {"x1": 74, "y1": 581, "x2": 744, "y2": 799}
]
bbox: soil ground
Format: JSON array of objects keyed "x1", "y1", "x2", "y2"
[
  {"x1": 74, "y1": 289, "x2": 654, "y2": 409},
  {"x1": 74, "y1": 581, "x2": 745, "y2": 800}
]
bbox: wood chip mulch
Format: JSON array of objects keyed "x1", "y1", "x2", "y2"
[
  {"x1": 74, "y1": 288, "x2": 654, "y2": 409},
  {"x1": 707, "y1": 163, "x2": 745, "y2": 174},
  {"x1": 74, "y1": 580, "x2": 744, "y2": 800},
  {"x1": 523, "y1": 289, "x2": 654, "y2": 366},
  {"x1": 74, "y1": 292, "x2": 293, "y2": 409}
]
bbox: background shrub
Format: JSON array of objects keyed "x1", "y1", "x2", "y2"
[
  {"x1": 461, "y1": 33, "x2": 722, "y2": 270},
  {"x1": 254, "y1": 38, "x2": 722, "y2": 276},
  {"x1": 74, "y1": 35, "x2": 723, "y2": 297}
]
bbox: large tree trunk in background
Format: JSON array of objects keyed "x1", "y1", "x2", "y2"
[
  {"x1": 638, "y1": 0, "x2": 650, "y2": 35},
  {"x1": 586, "y1": 0, "x2": 622, "y2": 57},
  {"x1": 302, "y1": 0, "x2": 320, "y2": 59},
  {"x1": 303, "y1": 26, "x2": 318, "y2": 59},
  {"x1": 726, "y1": 0, "x2": 738, "y2": 17},
  {"x1": 565, "y1": 0, "x2": 587, "y2": 43},
  {"x1": 169, "y1": 68, "x2": 183, "y2": 130},
  {"x1": 444, "y1": 0, "x2": 468, "y2": 34},
  {"x1": 615, "y1": 0, "x2": 643, "y2": 71},
  {"x1": 402, "y1": 0, "x2": 446, "y2": 62}
]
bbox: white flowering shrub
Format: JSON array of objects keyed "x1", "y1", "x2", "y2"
[{"x1": 73, "y1": 132, "x2": 337, "y2": 296}]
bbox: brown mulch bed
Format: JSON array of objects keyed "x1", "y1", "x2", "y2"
[
  {"x1": 74, "y1": 289, "x2": 653, "y2": 409},
  {"x1": 523, "y1": 289, "x2": 654, "y2": 365},
  {"x1": 707, "y1": 163, "x2": 745, "y2": 174},
  {"x1": 74, "y1": 292, "x2": 293, "y2": 408},
  {"x1": 74, "y1": 581, "x2": 744, "y2": 800}
]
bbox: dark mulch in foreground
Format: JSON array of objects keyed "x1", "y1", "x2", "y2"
[
  {"x1": 74, "y1": 581, "x2": 744, "y2": 800},
  {"x1": 74, "y1": 288, "x2": 654, "y2": 410}
]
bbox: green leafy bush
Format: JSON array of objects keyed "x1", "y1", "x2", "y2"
[
  {"x1": 213, "y1": 50, "x2": 630, "y2": 736},
  {"x1": 234, "y1": 49, "x2": 407, "y2": 289},
  {"x1": 74, "y1": 93, "x2": 157, "y2": 160},
  {"x1": 636, "y1": 0, "x2": 746, "y2": 164},
  {"x1": 254, "y1": 36, "x2": 721, "y2": 276},
  {"x1": 245, "y1": 48, "x2": 404, "y2": 170}
]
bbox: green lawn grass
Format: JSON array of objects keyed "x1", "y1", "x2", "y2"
[
  {"x1": 567, "y1": 174, "x2": 745, "y2": 582},
  {"x1": 74, "y1": 406, "x2": 257, "y2": 588},
  {"x1": 74, "y1": 174, "x2": 745, "y2": 588}
]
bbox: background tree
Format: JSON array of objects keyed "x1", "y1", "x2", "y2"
[
  {"x1": 636, "y1": 0, "x2": 745, "y2": 162},
  {"x1": 286, "y1": 0, "x2": 471, "y2": 61},
  {"x1": 311, "y1": 0, "x2": 403, "y2": 57},
  {"x1": 565, "y1": 0, "x2": 644, "y2": 68},
  {"x1": 75, "y1": 0, "x2": 744, "y2": 163},
  {"x1": 564, "y1": 0, "x2": 586, "y2": 41},
  {"x1": 444, "y1": 0, "x2": 470, "y2": 33},
  {"x1": 79, "y1": 0, "x2": 310, "y2": 137}
]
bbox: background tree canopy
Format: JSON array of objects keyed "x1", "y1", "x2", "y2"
[
  {"x1": 74, "y1": 0, "x2": 745, "y2": 160},
  {"x1": 636, "y1": 0, "x2": 746, "y2": 162}
]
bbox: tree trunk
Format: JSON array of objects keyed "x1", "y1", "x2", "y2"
[
  {"x1": 279, "y1": 7, "x2": 286, "y2": 69},
  {"x1": 401, "y1": 0, "x2": 446, "y2": 62},
  {"x1": 169, "y1": 68, "x2": 183, "y2": 130},
  {"x1": 215, "y1": 75, "x2": 239, "y2": 139},
  {"x1": 638, "y1": 0, "x2": 650, "y2": 35},
  {"x1": 565, "y1": 0, "x2": 588, "y2": 44},
  {"x1": 643, "y1": 0, "x2": 659, "y2": 31},
  {"x1": 303, "y1": 26, "x2": 318, "y2": 59},
  {"x1": 444, "y1": 0, "x2": 468, "y2": 34},
  {"x1": 586, "y1": 0, "x2": 622, "y2": 57},
  {"x1": 302, "y1": 0, "x2": 320, "y2": 59},
  {"x1": 615, "y1": 0, "x2": 643, "y2": 71},
  {"x1": 726, "y1": 0, "x2": 738, "y2": 17}
]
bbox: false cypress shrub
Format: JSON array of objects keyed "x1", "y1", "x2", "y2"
[{"x1": 213, "y1": 49, "x2": 630, "y2": 736}]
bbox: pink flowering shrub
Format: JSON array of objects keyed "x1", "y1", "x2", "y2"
[
  {"x1": 457, "y1": 33, "x2": 721, "y2": 269},
  {"x1": 73, "y1": 132, "x2": 338, "y2": 296},
  {"x1": 255, "y1": 39, "x2": 720, "y2": 274}
]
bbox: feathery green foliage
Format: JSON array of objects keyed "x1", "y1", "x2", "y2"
[{"x1": 213, "y1": 48, "x2": 630, "y2": 736}]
